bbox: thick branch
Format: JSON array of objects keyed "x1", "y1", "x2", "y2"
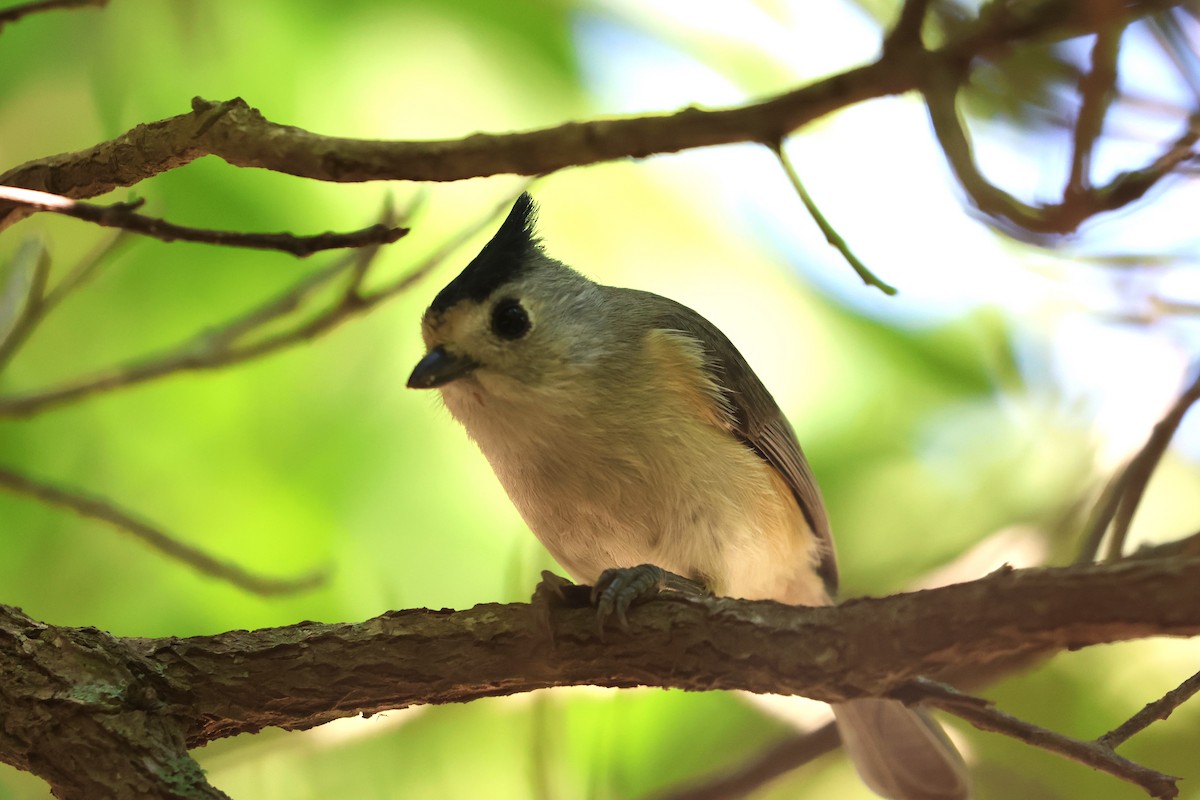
[
  {"x1": 0, "y1": 67, "x2": 898, "y2": 233},
  {"x1": 5, "y1": 559, "x2": 1199, "y2": 797},
  {"x1": 128, "y1": 558, "x2": 1200, "y2": 745},
  {"x1": 0, "y1": 605, "x2": 227, "y2": 800}
]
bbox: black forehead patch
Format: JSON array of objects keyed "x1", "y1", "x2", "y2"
[{"x1": 430, "y1": 192, "x2": 541, "y2": 313}]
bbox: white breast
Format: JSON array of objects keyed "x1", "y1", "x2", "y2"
[{"x1": 440, "y1": 332, "x2": 828, "y2": 608}]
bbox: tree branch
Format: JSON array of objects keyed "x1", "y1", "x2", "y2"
[
  {"x1": 1066, "y1": 24, "x2": 1124, "y2": 196},
  {"x1": 1074, "y1": 363, "x2": 1200, "y2": 563},
  {"x1": 883, "y1": 0, "x2": 930, "y2": 52},
  {"x1": 1103, "y1": 364, "x2": 1200, "y2": 559},
  {"x1": 922, "y1": 55, "x2": 1200, "y2": 239},
  {"x1": 1099, "y1": 669, "x2": 1200, "y2": 749},
  {"x1": 0, "y1": 71, "x2": 895, "y2": 233},
  {"x1": 0, "y1": 604, "x2": 229, "y2": 800},
  {"x1": 899, "y1": 678, "x2": 1178, "y2": 798},
  {"x1": 0, "y1": 465, "x2": 325, "y2": 596},
  {"x1": 145, "y1": 559, "x2": 1200, "y2": 743},
  {"x1": 0, "y1": 193, "x2": 515, "y2": 418},
  {"x1": 4, "y1": 559, "x2": 1199, "y2": 798},
  {"x1": 0, "y1": 186, "x2": 408, "y2": 256},
  {"x1": 0, "y1": 0, "x2": 106, "y2": 32},
  {"x1": 0, "y1": 237, "x2": 50, "y2": 370},
  {"x1": 0, "y1": 1, "x2": 1179, "y2": 235},
  {"x1": 0, "y1": 231, "x2": 129, "y2": 372},
  {"x1": 4, "y1": 561, "x2": 1195, "y2": 796},
  {"x1": 649, "y1": 724, "x2": 841, "y2": 800},
  {"x1": 772, "y1": 142, "x2": 898, "y2": 295}
]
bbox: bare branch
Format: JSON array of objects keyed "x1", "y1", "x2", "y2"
[
  {"x1": 772, "y1": 142, "x2": 898, "y2": 295},
  {"x1": 922, "y1": 58, "x2": 1200, "y2": 239},
  {"x1": 884, "y1": 0, "x2": 931, "y2": 52},
  {"x1": 1099, "y1": 669, "x2": 1200, "y2": 749},
  {"x1": 0, "y1": 186, "x2": 408, "y2": 257},
  {"x1": 1067, "y1": 25, "x2": 1124, "y2": 196},
  {"x1": 649, "y1": 724, "x2": 841, "y2": 800},
  {"x1": 0, "y1": 193, "x2": 516, "y2": 418},
  {"x1": 898, "y1": 678, "x2": 1179, "y2": 799},
  {"x1": 0, "y1": 74, "x2": 891, "y2": 233},
  {"x1": 1076, "y1": 458, "x2": 1135, "y2": 563},
  {"x1": 0, "y1": 1, "x2": 1180, "y2": 235},
  {"x1": 0, "y1": 0, "x2": 106, "y2": 32},
  {"x1": 141, "y1": 559, "x2": 1200, "y2": 745},
  {"x1": 1076, "y1": 356, "x2": 1200, "y2": 565},
  {"x1": 0, "y1": 231, "x2": 127, "y2": 372},
  {"x1": 1103, "y1": 364, "x2": 1200, "y2": 559},
  {"x1": 0, "y1": 465, "x2": 326, "y2": 596},
  {"x1": 0, "y1": 237, "x2": 49, "y2": 370},
  {"x1": 1128, "y1": 529, "x2": 1200, "y2": 561},
  {"x1": 42, "y1": 230, "x2": 129, "y2": 311},
  {"x1": 5, "y1": 557, "x2": 1200, "y2": 797}
]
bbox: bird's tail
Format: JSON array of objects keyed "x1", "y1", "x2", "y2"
[{"x1": 833, "y1": 698, "x2": 970, "y2": 800}]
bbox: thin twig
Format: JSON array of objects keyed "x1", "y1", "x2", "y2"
[
  {"x1": 0, "y1": 232, "x2": 128, "y2": 373},
  {"x1": 0, "y1": 0, "x2": 106, "y2": 31},
  {"x1": 898, "y1": 678, "x2": 1179, "y2": 799},
  {"x1": 0, "y1": 186, "x2": 409, "y2": 257},
  {"x1": 202, "y1": 201, "x2": 405, "y2": 351},
  {"x1": 1099, "y1": 669, "x2": 1200, "y2": 749},
  {"x1": 1075, "y1": 460, "x2": 1133, "y2": 564},
  {"x1": 771, "y1": 142, "x2": 898, "y2": 296},
  {"x1": 0, "y1": 192, "x2": 521, "y2": 418},
  {"x1": 1077, "y1": 364, "x2": 1200, "y2": 562},
  {"x1": 1104, "y1": 364, "x2": 1200, "y2": 560},
  {"x1": 650, "y1": 724, "x2": 841, "y2": 800},
  {"x1": 0, "y1": 465, "x2": 326, "y2": 596},
  {"x1": 206, "y1": 249, "x2": 369, "y2": 351},
  {"x1": 0, "y1": 238, "x2": 49, "y2": 370},
  {"x1": 43, "y1": 230, "x2": 130, "y2": 312}
]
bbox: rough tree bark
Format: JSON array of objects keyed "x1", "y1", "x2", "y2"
[{"x1": 2, "y1": 560, "x2": 1199, "y2": 798}]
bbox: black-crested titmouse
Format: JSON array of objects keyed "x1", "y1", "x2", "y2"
[{"x1": 408, "y1": 194, "x2": 969, "y2": 800}]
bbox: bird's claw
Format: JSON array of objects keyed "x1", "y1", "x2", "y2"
[{"x1": 591, "y1": 563, "x2": 666, "y2": 636}]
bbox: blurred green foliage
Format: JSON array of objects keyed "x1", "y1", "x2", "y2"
[{"x1": 2, "y1": 1, "x2": 1199, "y2": 799}]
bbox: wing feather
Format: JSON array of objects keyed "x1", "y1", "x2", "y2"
[{"x1": 624, "y1": 289, "x2": 839, "y2": 594}]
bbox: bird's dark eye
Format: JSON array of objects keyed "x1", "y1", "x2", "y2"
[{"x1": 491, "y1": 297, "x2": 530, "y2": 340}]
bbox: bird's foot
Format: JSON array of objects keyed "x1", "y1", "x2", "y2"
[{"x1": 590, "y1": 564, "x2": 707, "y2": 635}]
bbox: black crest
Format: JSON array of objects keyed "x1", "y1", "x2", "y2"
[{"x1": 430, "y1": 193, "x2": 541, "y2": 313}]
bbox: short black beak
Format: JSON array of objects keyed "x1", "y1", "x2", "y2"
[{"x1": 407, "y1": 345, "x2": 479, "y2": 389}]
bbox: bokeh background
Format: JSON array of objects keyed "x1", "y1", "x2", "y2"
[{"x1": 2, "y1": 1, "x2": 1199, "y2": 798}]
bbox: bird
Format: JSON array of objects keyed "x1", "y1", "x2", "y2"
[{"x1": 407, "y1": 192, "x2": 970, "y2": 800}]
